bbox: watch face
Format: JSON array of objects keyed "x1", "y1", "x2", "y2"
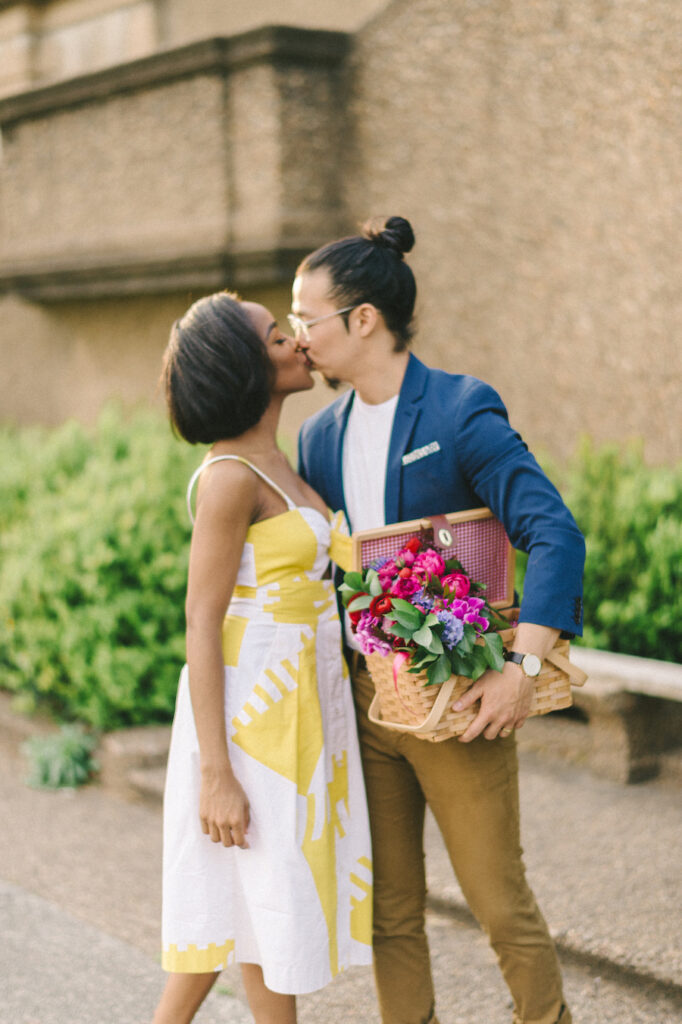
[{"x1": 522, "y1": 653, "x2": 542, "y2": 678}]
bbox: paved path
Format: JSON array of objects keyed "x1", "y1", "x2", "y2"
[{"x1": 1, "y1": 738, "x2": 681, "y2": 1023}]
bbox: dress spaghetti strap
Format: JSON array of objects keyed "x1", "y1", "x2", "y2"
[{"x1": 186, "y1": 454, "x2": 296, "y2": 524}]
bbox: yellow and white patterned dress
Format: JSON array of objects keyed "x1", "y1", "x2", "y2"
[{"x1": 161, "y1": 456, "x2": 372, "y2": 994}]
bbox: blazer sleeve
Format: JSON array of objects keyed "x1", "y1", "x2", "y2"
[{"x1": 454, "y1": 379, "x2": 586, "y2": 636}]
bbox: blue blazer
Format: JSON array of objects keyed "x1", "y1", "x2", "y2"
[{"x1": 298, "y1": 353, "x2": 585, "y2": 636}]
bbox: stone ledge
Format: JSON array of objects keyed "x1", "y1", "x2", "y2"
[
  {"x1": 0, "y1": 27, "x2": 350, "y2": 126},
  {"x1": 571, "y1": 646, "x2": 682, "y2": 702},
  {"x1": 0, "y1": 242, "x2": 320, "y2": 299},
  {"x1": 570, "y1": 647, "x2": 682, "y2": 784}
]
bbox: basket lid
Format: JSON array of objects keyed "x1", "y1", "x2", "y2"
[{"x1": 350, "y1": 507, "x2": 515, "y2": 609}]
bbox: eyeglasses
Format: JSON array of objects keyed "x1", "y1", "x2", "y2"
[{"x1": 286, "y1": 306, "x2": 357, "y2": 341}]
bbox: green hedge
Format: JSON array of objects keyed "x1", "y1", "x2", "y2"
[
  {"x1": 561, "y1": 439, "x2": 681, "y2": 661},
  {"x1": 0, "y1": 413, "x2": 680, "y2": 731},
  {"x1": 0, "y1": 406, "x2": 202, "y2": 729}
]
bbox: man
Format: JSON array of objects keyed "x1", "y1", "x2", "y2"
[{"x1": 292, "y1": 216, "x2": 584, "y2": 1024}]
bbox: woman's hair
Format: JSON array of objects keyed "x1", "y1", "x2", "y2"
[
  {"x1": 162, "y1": 291, "x2": 274, "y2": 444},
  {"x1": 297, "y1": 215, "x2": 417, "y2": 349}
]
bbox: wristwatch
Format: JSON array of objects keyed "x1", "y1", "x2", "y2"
[{"x1": 504, "y1": 651, "x2": 542, "y2": 678}]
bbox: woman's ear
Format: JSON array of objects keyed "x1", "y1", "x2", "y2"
[{"x1": 354, "y1": 302, "x2": 380, "y2": 337}]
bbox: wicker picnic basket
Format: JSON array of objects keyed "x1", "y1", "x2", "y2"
[
  {"x1": 350, "y1": 509, "x2": 587, "y2": 742},
  {"x1": 365, "y1": 613, "x2": 587, "y2": 742}
]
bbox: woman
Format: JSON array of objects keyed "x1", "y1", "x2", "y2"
[{"x1": 152, "y1": 292, "x2": 372, "y2": 1024}]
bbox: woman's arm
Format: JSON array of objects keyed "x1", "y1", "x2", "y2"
[{"x1": 184, "y1": 462, "x2": 259, "y2": 848}]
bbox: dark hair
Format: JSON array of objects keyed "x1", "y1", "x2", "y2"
[
  {"x1": 162, "y1": 291, "x2": 274, "y2": 444},
  {"x1": 297, "y1": 215, "x2": 417, "y2": 349}
]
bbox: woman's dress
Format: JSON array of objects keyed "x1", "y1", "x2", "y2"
[{"x1": 161, "y1": 456, "x2": 372, "y2": 994}]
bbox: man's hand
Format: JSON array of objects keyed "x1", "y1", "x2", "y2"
[{"x1": 455, "y1": 661, "x2": 534, "y2": 743}]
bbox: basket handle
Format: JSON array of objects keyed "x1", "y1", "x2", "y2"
[
  {"x1": 367, "y1": 674, "x2": 460, "y2": 736},
  {"x1": 544, "y1": 648, "x2": 588, "y2": 686}
]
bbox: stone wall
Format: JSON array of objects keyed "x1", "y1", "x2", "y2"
[
  {"x1": 0, "y1": 0, "x2": 385, "y2": 97},
  {"x1": 0, "y1": 0, "x2": 680, "y2": 464},
  {"x1": 345, "y1": 0, "x2": 681, "y2": 462}
]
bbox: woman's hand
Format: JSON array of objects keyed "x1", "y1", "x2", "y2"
[{"x1": 199, "y1": 766, "x2": 250, "y2": 848}]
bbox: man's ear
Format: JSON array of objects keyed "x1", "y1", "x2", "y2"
[{"x1": 354, "y1": 303, "x2": 380, "y2": 337}]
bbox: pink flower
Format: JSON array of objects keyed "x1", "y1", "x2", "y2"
[
  {"x1": 412, "y1": 548, "x2": 446, "y2": 578},
  {"x1": 442, "y1": 573, "x2": 470, "y2": 598},
  {"x1": 390, "y1": 575, "x2": 422, "y2": 598},
  {"x1": 378, "y1": 559, "x2": 399, "y2": 585}
]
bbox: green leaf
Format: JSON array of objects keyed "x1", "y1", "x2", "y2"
[
  {"x1": 413, "y1": 624, "x2": 434, "y2": 647},
  {"x1": 425, "y1": 653, "x2": 452, "y2": 686},
  {"x1": 348, "y1": 593, "x2": 372, "y2": 611},
  {"x1": 457, "y1": 624, "x2": 476, "y2": 654},
  {"x1": 469, "y1": 645, "x2": 490, "y2": 681},
  {"x1": 342, "y1": 571, "x2": 365, "y2": 591},
  {"x1": 384, "y1": 622, "x2": 415, "y2": 640},
  {"x1": 483, "y1": 632, "x2": 505, "y2": 672},
  {"x1": 368, "y1": 571, "x2": 384, "y2": 597},
  {"x1": 426, "y1": 633, "x2": 444, "y2": 655},
  {"x1": 389, "y1": 600, "x2": 424, "y2": 629}
]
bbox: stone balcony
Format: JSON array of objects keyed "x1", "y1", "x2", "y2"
[{"x1": 0, "y1": 26, "x2": 351, "y2": 300}]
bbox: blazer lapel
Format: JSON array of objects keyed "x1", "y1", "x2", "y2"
[
  {"x1": 327, "y1": 389, "x2": 354, "y2": 519},
  {"x1": 384, "y1": 354, "x2": 428, "y2": 523}
]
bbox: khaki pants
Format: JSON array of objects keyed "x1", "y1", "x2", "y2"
[{"x1": 352, "y1": 664, "x2": 571, "y2": 1024}]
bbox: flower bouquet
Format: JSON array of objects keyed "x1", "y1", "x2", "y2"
[{"x1": 340, "y1": 534, "x2": 584, "y2": 741}]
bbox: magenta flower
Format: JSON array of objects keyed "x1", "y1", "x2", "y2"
[{"x1": 378, "y1": 559, "x2": 399, "y2": 585}]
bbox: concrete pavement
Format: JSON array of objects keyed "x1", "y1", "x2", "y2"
[{"x1": 1, "y1": 713, "x2": 681, "y2": 1023}]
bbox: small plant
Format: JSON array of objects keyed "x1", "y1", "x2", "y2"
[{"x1": 22, "y1": 724, "x2": 98, "y2": 789}]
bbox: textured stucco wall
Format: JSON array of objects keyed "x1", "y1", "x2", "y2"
[
  {"x1": 345, "y1": 0, "x2": 681, "y2": 462},
  {"x1": 0, "y1": 74, "x2": 230, "y2": 269},
  {"x1": 0, "y1": 0, "x2": 384, "y2": 96},
  {"x1": 0, "y1": 284, "x2": 325, "y2": 442},
  {"x1": 0, "y1": 0, "x2": 679, "y2": 465}
]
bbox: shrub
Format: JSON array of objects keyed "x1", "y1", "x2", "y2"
[
  {"x1": 22, "y1": 724, "x2": 98, "y2": 789},
  {"x1": 563, "y1": 439, "x2": 682, "y2": 662},
  {"x1": 0, "y1": 406, "x2": 203, "y2": 729},
  {"x1": 1, "y1": 416, "x2": 679, "y2": 733}
]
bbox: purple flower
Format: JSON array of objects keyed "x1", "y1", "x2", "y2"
[
  {"x1": 413, "y1": 588, "x2": 435, "y2": 612},
  {"x1": 354, "y1": 611, "x2": 393, "y2": 656},
  {"x1": 435, "y1": 609, "x2": 465, "y2": 649}
]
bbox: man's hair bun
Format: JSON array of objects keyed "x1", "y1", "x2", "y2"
[{"x1": 362, "y1": 216, "x2": 415, "y2": 258}]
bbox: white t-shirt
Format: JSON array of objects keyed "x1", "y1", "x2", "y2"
[
  {"x1": 342, "y1": 392, "x2": 398, "y2": 647},
  {"x1": 342, "y1": 392, "x2": 398, "y2": 532}
]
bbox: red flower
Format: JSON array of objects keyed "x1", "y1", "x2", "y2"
[
  {"x1": 349, "y1": 610, "x2": 362, "y2": 626},
  {"x1": 370, "y1": 595, "x2": 393, "y2": 617},
  {"x1": 404, "y1": 537, "x2": 422, "y2": 554},
  {"x1": 398, "y1": 567, "x2": 412, "y2": 579}
]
